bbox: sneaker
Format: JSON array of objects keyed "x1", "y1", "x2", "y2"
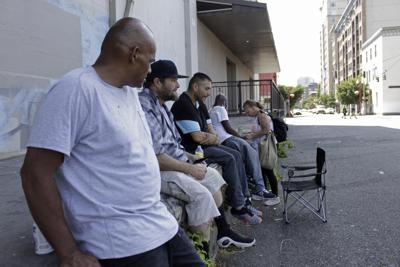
[
  {"x1": 252, "y1": 189, "x2": 276, "y2": 201},
  {"x1": 264, "y1": 196, "x2": 281, "y2": 206},
  {"x1": 245, "y1": 198, "x2": 263, "y2": 217},
  {"x1": 217, "y1": 228, "x2": 256, "y2": 248},
  {"x1": 246, "y1": 205, "x2": 263, "y2": 217},
  {"x1": 230, "y1": 207, "x2": 262, "y2": 225}
]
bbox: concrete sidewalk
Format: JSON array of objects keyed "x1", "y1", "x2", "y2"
[
  {"x1": 2, "y1": 114, "x2": 399, "y2": 266},
  {"x1": 0, "y1": 156, "x2": 57, "y2": 267}
]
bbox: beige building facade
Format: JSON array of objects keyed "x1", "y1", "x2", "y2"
[
  {"x1": 0, "y1": 0, "x2": 280, "y2": 156},
  {"x1": 333, "y1": 0, "x2": 400, "y2": 85},
  {"x1": 320, "y1": 0, "x2": 348, "y2": 95}
]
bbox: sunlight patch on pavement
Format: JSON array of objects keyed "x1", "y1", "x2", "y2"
[{"x1": 286, "y1": 114, "x2": 400, "y2": 130}]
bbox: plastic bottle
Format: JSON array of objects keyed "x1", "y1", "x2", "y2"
[
  {"x1": 195, "y1": 145, "x2": 204, "y2": 158},
  {"x1": 33, "y1": 222, "x2": 54, "y2": 255}
]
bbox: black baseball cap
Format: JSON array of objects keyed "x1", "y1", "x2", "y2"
[{"x1": 147, "y1": 60, "x2": 188, "y2": 80}]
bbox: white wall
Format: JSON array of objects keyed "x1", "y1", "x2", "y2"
[
  {"x1": 365, "y1": 0, "x2": 400, "y2": 40},
  {"x1": 363, "y1": 28, "x2": 400, "y2": 114},
  {"x1": 197, "y1": 20, "x2": 253, "y2": 82},
  {"x1": 130, "y1": 0, "x2": 191, "y2": 94},
  {"x1": 0, "y1": 0, "x2": 89, "y2": 155},
  {"x1": 363, "y1": 36, "x2": 383, "y2": 114},
  {"x1": 382, "y1": 33, "x2": 400, "y2": 114}
]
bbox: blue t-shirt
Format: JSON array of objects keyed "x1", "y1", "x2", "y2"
[
  {"x1": 27, "y1": 67, "x2": 178, "y2": 259},
  {"x1": 171, "y1": 92, "x2": 211, "y2": 154}
]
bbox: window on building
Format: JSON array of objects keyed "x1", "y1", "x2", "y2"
[
  {"x1": 376, "y1": 92, "x2": 378, "y2": 107},
  {"x1": 366, "y1": 51, "x2": 368, "y2": 63},
  {"x1": 375, "y1": 45, "x2": 377, "y2": 57},
  {"x1": 370, "y1": 48, "x2": 372, "y2": 60}
]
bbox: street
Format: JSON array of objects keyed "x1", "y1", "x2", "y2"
[
  {"x1": 1, "y1": 113, "x2": 400, "y2": 266},
  {"x1": 219, "y1": 113, "x2": 400, "y2": 266}
]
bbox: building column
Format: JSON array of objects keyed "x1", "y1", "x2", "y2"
[{"x1": 184, "y1": 0, "x2": 198, "y2": 76}]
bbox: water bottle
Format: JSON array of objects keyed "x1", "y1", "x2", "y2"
[
  {"x1": 195, "y1": 145, "x2": 204, "y2": 158},
  {"x1": 238, "y1": 126, "x2": 243, "y2": 135},
  {"x1": 33, "y1": 222, "x2": 54, "y2": 255}
]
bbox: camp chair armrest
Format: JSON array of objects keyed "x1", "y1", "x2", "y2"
[
  {"x1": 282, "y1": 165, "x2": 316, "y2": 171},
  {"x1": 290, "y1": 171, "x2": 327, "y2": 179}
]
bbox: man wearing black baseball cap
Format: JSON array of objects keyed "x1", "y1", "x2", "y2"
[{"x1": 139, "y1": 60, "x2": 256, "y2": 250}]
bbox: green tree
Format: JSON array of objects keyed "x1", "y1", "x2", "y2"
[
  {"x1": 336, "y1": 79, "x2": 358, "y2": 105},
  {"x1": 278, "y1": 85, "x2": 305, "y2": 109},
  {"x1": 318, "y1": 92, "x2": 336, "y2": 108},
  {"x1": 302, "y1": 95, "x2": 317, "y2": 109}
]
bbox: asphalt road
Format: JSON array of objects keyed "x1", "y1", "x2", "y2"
[
  {"x1": 1, "y1": 114, "x2": 399, "y2": 266},
  {"x1": 218, "y1": 114, "x2": 400, "y2": 266}
]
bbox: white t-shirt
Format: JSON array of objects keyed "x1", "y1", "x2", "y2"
[
  {"x1": 27, "y1": 67, "x2": 178, "y2": 259},
  {"x1": 209, "y1": 106, "x2": 232, "y2": 144}
]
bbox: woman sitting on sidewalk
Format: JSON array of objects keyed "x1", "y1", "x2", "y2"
[{"x1": 242, "y1": 100, "x2": 280, "y2": 206}]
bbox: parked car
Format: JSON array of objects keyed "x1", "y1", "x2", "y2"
[
  {"x1": 316, "y1": 105, "x2": 326, "y2": 114},
  {"x1": 325, "y1": 107, "x2": 335, "y2": 114},
  {"x1": 293, "y1": 109, "x2": 302, "y2": 115}
]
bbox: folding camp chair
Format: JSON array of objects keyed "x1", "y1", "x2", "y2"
[{"x1": 281, "y1": 147, "x2": 327, "y2": 223}]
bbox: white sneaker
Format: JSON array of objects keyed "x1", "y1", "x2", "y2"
[
  {"x1": 33, "y1": 223, "x2": 54, "y2": 255},
  {"x1": 264, "y1": 197, "x2": 280, "y2": 206}
]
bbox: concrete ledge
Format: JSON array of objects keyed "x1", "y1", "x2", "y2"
[
  {"x1": 382, "y1": 112, "x2": 400, "y2": 115},
  {"x1": 0, "y1": 150, "x2": 26, "y2": 160}
]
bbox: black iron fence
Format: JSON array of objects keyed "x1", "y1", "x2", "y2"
[{"x1": 204, "y1": 80, "x2": 285, "y2": 117}]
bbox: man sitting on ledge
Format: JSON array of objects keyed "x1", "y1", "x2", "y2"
[{"x1": 139, "y1": 59, "x2": 255, "y2": 249}]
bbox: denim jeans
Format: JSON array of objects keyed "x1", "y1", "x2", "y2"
[
  {"x1": 222, "y1": 136, "x2": 266, "y2": 193},
  {"x1": 99, "y1": 228, "x2": 204, "y2": 267},
  {"x1": 249, "y1": 140, "x2": 278, "y2": 195},
  {"x1": 204, "y1": 145, "x2": 248, "y2": 209}
]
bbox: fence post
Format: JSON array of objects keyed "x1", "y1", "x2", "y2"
[
  {"x1": 269, "y1": 80, "x2": 273, "y2": 114},
  {"x1": 238, "y1": 81, "x2": 242, "y2": 115}
]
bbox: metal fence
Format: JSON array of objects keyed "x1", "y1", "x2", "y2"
[{"x1": 204, "y1": 80, "x2": 285, "y2": 117}]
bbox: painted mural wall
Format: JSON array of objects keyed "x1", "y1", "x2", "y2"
[{"x1": 0, "y1": 0, "x2": 108, "y2": 155}]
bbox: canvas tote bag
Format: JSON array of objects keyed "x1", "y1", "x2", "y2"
[{"x1": 258, "y1": 132, "x2": 278, "y2": 169}]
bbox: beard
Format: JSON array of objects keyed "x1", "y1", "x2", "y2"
[{"x1": 163, "y1": 91, "x2": 178, "y2": 102}]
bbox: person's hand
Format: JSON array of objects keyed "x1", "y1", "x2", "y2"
[
  {"x1": 188, "y1": 164, "x2": 207, "y2": 180},
  {"x1": 243, "y1": 133, "x2": 253, "y2": 140},
  {"x1": 60, "y1": 250, "x2": 100, "y2": 267}
]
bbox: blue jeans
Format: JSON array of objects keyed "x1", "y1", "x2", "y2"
[
  {"x1": 249, "y1": 140, "x2": 278, "y2": 195},
  {"x1": 204, "y1": 145, "x2": 248, "y2": 209},
  {"x1": 99, "y1": 228, "x2": 204, "y2": 267},
  {"x1": 222, "y1": 136, "x2": 266, "y2": 193}
]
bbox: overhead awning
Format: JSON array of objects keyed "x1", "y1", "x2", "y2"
[{"x1": 197, "y1": 0, "x2": 280, "y2": 74}]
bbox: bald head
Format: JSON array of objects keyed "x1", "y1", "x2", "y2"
[
  {"x1": 100, "y1": 17, "x2": 154, "y2": 59},
  {"x1": 214, "y1": 94, "x2": 227, "y2": 107},
  {"x1": 94, "y1": 17, "x2": 156, "y2": 88}
]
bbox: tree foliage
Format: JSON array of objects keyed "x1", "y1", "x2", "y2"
[
  {"x1": 302, "y1": 95, "x2": 317, "y2": 109},
  {"x1": 318, "y1": 92, "x2": 336, "y2": 108},
  {"x1": 278, "y1": 85, "x2": 304, "y2": 109},
  {"x1": 336, "y1": 79, "x2": 358, "y2": 105}
]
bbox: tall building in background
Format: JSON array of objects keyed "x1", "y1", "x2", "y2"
[
  {"x1": 320, "y1": 0, "x2": 348, "y2": 95},
  {"x1": 333, "y1": 0, "x2": 400, "y2": 85},
  {"x1": 297, "y1": 76, "x2": 316, "y2": 98}
]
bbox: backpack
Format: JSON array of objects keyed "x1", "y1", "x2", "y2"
[{"x1": 272, "y1": 117, "x2": 288, "y2": 143}]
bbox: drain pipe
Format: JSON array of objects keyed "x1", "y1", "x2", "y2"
[
  {"x1": 109, "y1": 0, "x2": 135, "y2": 27},
  {"x1": 124, "y1": 0, "x2": 134, "y2": 17}
]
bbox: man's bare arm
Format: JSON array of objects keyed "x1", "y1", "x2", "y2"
[
  {"x1": 157, "y1": 153, "x2": 206, "y2": 180},
  {"x1": 21, "y1": 148, "x2": 99, "y2": 266},
  {"x1": 190, "y1": 131, "x2": 219, "y2": 145},
  {"x1": 221, "y1": 120, "x2": 241, "y2": 137}
]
